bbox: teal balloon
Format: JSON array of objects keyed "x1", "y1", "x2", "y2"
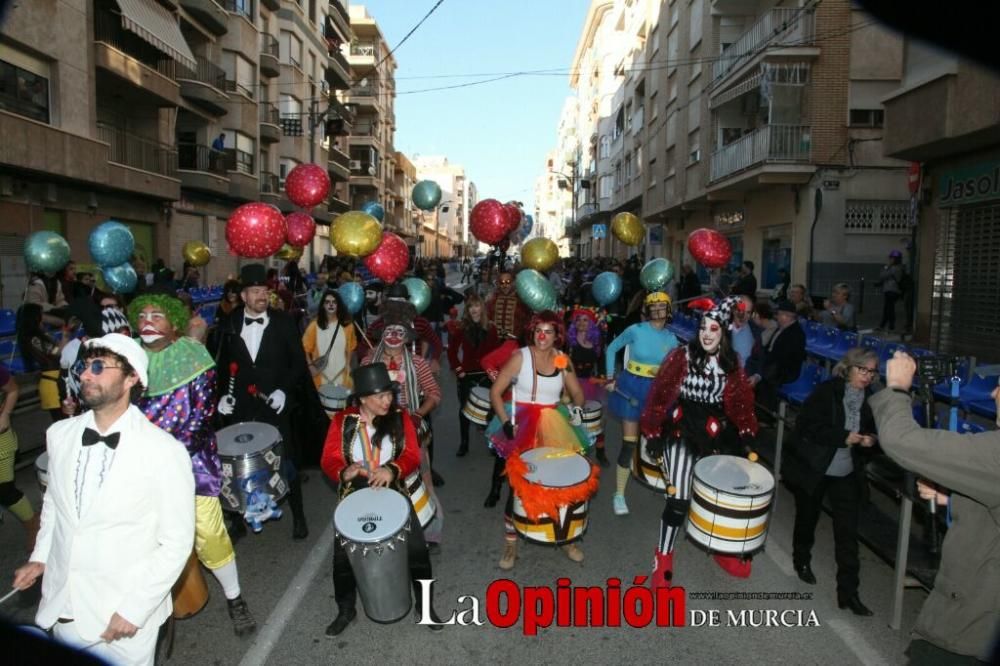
[
  {"x1": 522, "y1": 215, "x2": 534, "y2": 237},
  {"x1": 103, "y1": 262, "x2": 137, "y2": 294},
  {"x1": 402, "y1": 277, "x2": 431, "y2": 314},
  {"x1": 338, "y1": 282, "x2": 365, "y2": 315},
  {"x1": 411, "y1": 180, "x2": 442, "y2": 211},
  {"x1": 515, "y1": 269, "x2": 556, "y2": 312},
  {"x1": 24, "y1": 231, "x2": 71, "y2": 274},
  {"x1": 640, "y1": 258, "x2": 675, "y2": 291},
  {"x1": 591, "y1": 271, "x2": 623, "y2": 306},
  {"x1": 88, "y1": 221, "x2": 134, "y2": 267},
  {"x1": 360, "y1": 201, "x2": 385, "y2": 222}
]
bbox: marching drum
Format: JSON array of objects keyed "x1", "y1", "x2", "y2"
[
  {"x1": 216, "y1": 422, "x2": 288, "y2": 514},
  {"x1": 687, "y1": 455, "x2": 774, "y2": 557},
  {"x1": 334, "y1": 488, "x2": 413, "y2": 623},
  {"x1": 318, "y1": 384, "x2": 350, "y2": 413},
  {"x1": 34, "y1": 451, "x2": 49, "y2": 493},
  {"x1": 581, "y1": 400, "x2": 603, "y2": 439},
  {"x1": 404, "y1": 470, "x2": 438, "y2": 529},
  {"x1": 631, "y1": 437, "x2": 668, "y2": 491},
  {"x1": 461, "y1": 386, "x2": 492, "y2": 426},
  {"x1": 509, "y1": 447, "x2": 596, "y2": 545}
]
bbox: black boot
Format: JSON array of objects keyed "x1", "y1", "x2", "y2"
[
  {"x1": 325, "y1": 607, "x2": 357, "y2": 636},
  {"x1": 288, "y1": 475, "x2": 308, "y2": 540},
  {"x1": 484, "y1": 456, "x2": 504, "y2": 507},
  {"x1": 595, "y1": 447, "x2": 609, "y2": 468},
  {"x1": 456, "y1": 441, "x2": 469, "y2": 457}
]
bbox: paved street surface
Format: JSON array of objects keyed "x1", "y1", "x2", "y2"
[{"x1": 0, "y1": 271, "x2": 928, "y2": 665}]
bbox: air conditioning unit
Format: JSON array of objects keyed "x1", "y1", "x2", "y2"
[{"x1": 349, "y1": 160, "x2": 362, "y2": 171}]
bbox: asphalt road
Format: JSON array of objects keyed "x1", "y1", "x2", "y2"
[{"x1": 0, "y1": 272, "x2": 928, "y2": 665}]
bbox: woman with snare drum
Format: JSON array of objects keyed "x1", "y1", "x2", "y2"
[
  {"x1": 783, "y1": 347, "x2": 879, "y2": 616},
  {"x1": 446, "y1": 294, "x2": 500, "y2": 457},
  {"x1": 321, "y1": 363, "x2": 443, "y2": 636}
]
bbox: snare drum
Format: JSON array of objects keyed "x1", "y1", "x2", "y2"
[
  {"x1": 172, "y1": 550, "x2": 209, "y2": 619},
  {"x1": 687, "y1": 455, "x2": 774, "y2": 557},
  {"x1": 581, "y1": 400, "x2": 603, "y2": 438},
  {"x1": 509, "y1": 447, "x2": 597, "y2": 545},
  {"x1": 216, "y1": 422, "x2": 287, "y2": 514},
  {"x1": 462, "y1": 386, "x2": 492, "y2": 426},
  {"x1": 631, "y1": 437, "x2": 668, "y2": 491},
  {"x1": 318, "y1": 384, "x2": 350, "y2": 413},
  {"x1": 334, "y1": 488, "x2": 413, "y2": 623},
  {"x1": 34, "y1": 451, "x2": 49, "y2": 493},
  {"x1": 405, "y1": 470, "x2": 438, "y2": 528}
]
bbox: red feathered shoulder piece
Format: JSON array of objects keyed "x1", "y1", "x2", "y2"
[
  {"x1": 640, "y1": 347, "x2": 688, "y2": 439},
  {"x1": 723, "y1": 367, "x2": 759, "y2": 438}
]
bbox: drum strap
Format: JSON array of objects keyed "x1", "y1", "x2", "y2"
[
  {"x1": 358, "y1": 422, "x2": 380, "y2": 470},
  {"x1": 528, "y1": 350, "x2": 538, "y2": 402}
]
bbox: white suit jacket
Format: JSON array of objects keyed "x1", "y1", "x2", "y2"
[{"x1": 31, "y1": 405, "x2": 195, "y2": 639}]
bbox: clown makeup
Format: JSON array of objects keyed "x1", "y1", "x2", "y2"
[
  {"x1": 533, "y1": 325, "x2": 556, "y2": 350},
  {"x1": 699, "y1": 318, "x2": 723, "y2": 354},
  {"x1": 383, "y1": 324, "x2": 407, "y2": 349},
  {"x1": 137, "y1": 305, "x2": 173, "y2": 349}
]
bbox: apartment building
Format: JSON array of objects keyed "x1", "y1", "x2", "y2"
[
  {"x1": 535, "y1": 149, "x2": 574, "y2": 258},
  {"x1": 881, "y1": 40, "x2": 1000, "y2": 359},
  {"x1": 412, "y1": 155, "x2": 467, "y2": 260},
  {"x1": 390, "y1": 149, "x2": 420, "y2": 258}
]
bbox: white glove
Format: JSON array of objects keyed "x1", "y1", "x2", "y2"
[
  {"x1": 267, "y1": 389, "x2": 287, "y2": 415},
  {"x1": 218, "y1": 395, "x2": 235, "y2": 416},
  {"x1": 569, "y1": 405, "x2": 584, "y2": 427}
]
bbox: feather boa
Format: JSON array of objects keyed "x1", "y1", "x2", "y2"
[{"x1": 505, "y1": 452, "x2": 600, "y2": 522}]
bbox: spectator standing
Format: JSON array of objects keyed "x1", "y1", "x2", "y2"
[
  {"x1": 731, "y1": 261, "x2": 758, "y2": 298},
  {"x1": 876, "y1": 250, "x2": 904, "y2": 333}
]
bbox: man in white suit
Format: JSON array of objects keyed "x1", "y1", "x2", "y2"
[{"x1": 14, "y1": 333, "x2": 194, "y2": 666}]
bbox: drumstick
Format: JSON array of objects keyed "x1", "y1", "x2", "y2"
[
  {"x1": 511, "y1": 382, "x2": 516, "y2": 430},
  {"x1": 227, "y1": 362, "x2": 238, "y2": 401},
  {"x1": 0, "y1": 587, "x2": 17, "y2": 605},
  {"x1": 353, "y1": 322, "x2": 373, "y2": 350}
]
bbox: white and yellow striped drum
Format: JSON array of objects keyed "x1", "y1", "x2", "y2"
[
  {"x1": 687, "y1": 455, "x2": 774, "y2": 556},
  {"x1": 461, "y1": 386, "x2": 492, "y2": 426},
  {"x1": 34, "y1": 451, "x2": 49, "y2": 493},
  {"x1": 581, "y1": 400, "x2": 603, "y2": 439},
  {"x1": 510, "y1": 447, "x2": 596, "y2": 545},
  {"x1": 318, "y1": 384, "x2": 350, "y2": 414},
  {"x1": 631, "y1": 436, "x2": 668, "y2": 491},
  {"x1": 404, "y1": 469, "x2": 438, "y2": 528}
]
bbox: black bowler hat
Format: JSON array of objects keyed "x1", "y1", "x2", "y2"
[
  {"x1": 775, "y1": 299, "x2": 797, "y2": 314},
  {"x1": 351, "y1": 362, "x2": 399, "y2": 398},
  {"x1": 239, "y1": 263, "x2": 268, "y2": 288},
  {"x1": 385, "y1": 282, "x2": 409, "y2": 300}
]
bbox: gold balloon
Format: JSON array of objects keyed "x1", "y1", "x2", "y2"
[
  {"x1": 611, "y1": 212, "x2": 644, "y2": 246},
  {"x1": 275, "y1": 243, "x2": 303, "y2": 261},
  {"x1": 183, "y1": 240, "x2": 212, "y2": 267},
  {"x1": 331, "y1": 210, "x2": 383, "y2": 257},
  {"x1": 521, "y1": 237, "x2": 560, "y2": 272}
]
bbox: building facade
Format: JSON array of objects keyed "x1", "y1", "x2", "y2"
[
  {"x1": 390, "y1": 149, "x2": 420, "y2": 261},
  {"x1": 412, "y1": 155, "x2": 468, "y2": 260}
]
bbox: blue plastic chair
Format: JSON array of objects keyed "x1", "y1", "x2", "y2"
[
  {"x1": 860, "y1": 335, "x2": 882, "y2": 353},
  {"x1": 0, "y1": 309, "x2": 15, "y2": 337},
  {"x1": 959, "y1": 372, "x2": 999, "y2": 407},
  {"x1": 807, "y1": 326, "x2": 839, "y2": 358},
  {"x1": 967, "y1": 400, "x2": 998, "y2": 421},
  {"x1": 954, "y1": 419, "x2": 987, "y2": 435},
  {"x1": 878, "y1": 342, "x2": 908, "y2": 376},
  {"x1": 779, "y1": 362, "x2": 826, "y2": 406},
  {"x1": 0, "y1": 339, "x2": 16, "y2": 360},
  {"x1": 819, "y1": 330, "x2": 858, "y2": 362}
]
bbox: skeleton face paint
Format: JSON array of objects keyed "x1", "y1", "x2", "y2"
[{"x1": 699, "y1": 318, "x2": 723, "y2": 354}]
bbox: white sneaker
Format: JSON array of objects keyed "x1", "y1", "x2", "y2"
[{"x1": 613, "y1": 494, "x2": 629, "y2": 516}]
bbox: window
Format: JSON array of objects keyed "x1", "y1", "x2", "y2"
[
  {"x1": 225, "y1": 52, "x2": 255, "y2": 98},
  {"x1": 614, "y1": 162, "x2": 623, "y2": 190},
  {"x1": 282, "y1": 31, "x2": 303, "y2": 69},
  {"x1": 229, "y1": 0, "x2": 252, "y2": 20},
  {"x1": 689, "y1": 0, "x2": 703, "y2": 51},
  {"x1": 688, "y1": 130, "x2": 700, "y2": 165},
  {"x1": 599, "y1": 175, "x2": 613, "y2": 198},
  {"x1": 233, "y1": 132, "x2": 255, "y2": 174},
  {"x1": 0, "y1": 57, "x2": 50, "y2": 123},
  {"x1": 651, "y1": 27, "x2": 660, "y2": 54},
  {"x1": 599, "y1": 135, "x2": 611, "y2": 159},
  {"x1": 279, "y1": 93, "x2": 301, "y2": 118},
  {"x1": 666, "y1": 147, "x2": 676, "y2": 176},
  {"x1": 849, "y1": 109, "x2": 884, "y2": 128},
  {"x1": 649, "y1": 91, "x2": 658, "y2": 120},
  {"x1": 279, "y1": 158, "x2": 300, "y2": 188},
  {"x1": 624, "y1": 152, "x2": 633, "y2": 180}
]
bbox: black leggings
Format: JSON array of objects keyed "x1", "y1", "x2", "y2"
[{"x1": 880, "y1": 292, "x2": 899, "y2": 330}]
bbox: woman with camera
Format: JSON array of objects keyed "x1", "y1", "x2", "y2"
[{"x1": 784, "y1": 347, "x2": 879, "y2": 616}]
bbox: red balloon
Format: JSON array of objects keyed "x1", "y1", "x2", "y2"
[
  {"x1": 285, "y1": 211, "x2": 316, "y2": 247},
  {"x1": 470, "y1": 199, "x2": 510, "y2": 245},
  {"x1": 687, "y1": 228, "x2": 733, "y2": 269},
  {"x1": 285, "y1": 164, "x2": 330, "y2": 209},
  {"x1": 226, "y1": 203, "x2": 287, "y2": 258},
  {"x1": 363, "y1": 232, "x2": 409, "y2": 283},
  {"x1": 503, "y1": 202, "x2": 522, "y2": 234}
]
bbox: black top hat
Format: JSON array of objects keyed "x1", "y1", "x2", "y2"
[
  {"x1": 774, "y1": 299, "x2": 797, "y2": 314},
  {"x1": 385, "y1": 282, "x2": 409, "y2": 300},
  {"x1": 351, "y1": 362, "x2": 399, "y2": 398},
  {"x1": 239, "y1": 264, "x2": 268, "y2": 288}
]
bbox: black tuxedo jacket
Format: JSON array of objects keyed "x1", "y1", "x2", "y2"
[{"x1": 762, "y1": 322, "x2": 807, "y2": 386}]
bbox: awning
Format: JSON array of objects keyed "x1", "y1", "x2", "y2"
[{"x1": 114, "y1": 0, "x2": 197, "y2": 71}]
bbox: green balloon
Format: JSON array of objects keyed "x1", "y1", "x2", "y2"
[
  {"x1": 24, "y1": 231, "x2": 71, "y2": 274},
  {"x1": 402, "y1": 277, "x2": 431, "y2": 314},
  {"x1": 514, "y1": 269, "x2": 557, "y2": 312},
  {"x1": 411, "y1": 180, "x2": 442, "y2": 211},
  {"x1": 640, "y1": 258, "x2": 675, "y2": 291}
]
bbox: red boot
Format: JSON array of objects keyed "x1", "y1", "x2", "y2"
[
  {"x1": 651, "y1": 550, "x2": 674, "y2": 589},
  {"x1": 713, "y1": 554, "x2": 752, "y2": 578}
]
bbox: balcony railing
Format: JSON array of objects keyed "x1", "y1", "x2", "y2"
[
  {"x1": 261, "y1": 33, "x2": 279, "y2": 58},
  {"x1": 94, "y1": 11, "x2": 176, "y2": 80},
  {"x1": 350, "y1": 41, "x2": 377, "y2": 58},
  {"x1": 259, "y1": 101, "x2": 280, "y2": 125},
  {"x1": 350, "y1": 84, "x2": 376, "y2": 98},
  {"x1": 712, "y1": 7, "x2": 815, "y2": 82},
  {"x1": 223, "y1": 78, "x2": 254, "y2": 99},
  {"x1": 709, "y1": 124, "x2": 811, "y2": 182},
  {"x1": 233, "y1": 149, "x2": 254, "y2": 175},
  {"x1": 260, "y1": 170, "x2": 280, "y2": 194},
  {"x1": 178, "y1": 142, "x2": 227, "y2": 173},
  {"x1": 97, "y1": 123, "x2": 178, "y2": 178},
  {"x1": 177, "y1": 55, "x2": 227, "y2": 91},
  {"x1": 222, "y1": 0, "x2": 253, "y2": 21}
]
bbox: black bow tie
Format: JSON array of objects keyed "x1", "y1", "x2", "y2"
[
  {"x1": 245, "y1": 317, "x2": 264, "y2": 326},
  {"x1": 82, "y1": 428, "x2": 120, "y2": 450}
]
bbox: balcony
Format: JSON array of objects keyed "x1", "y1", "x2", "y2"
[
  {"x1": 98, "y1": 122, "x2": 177, "y2": 178},
  {"x1": 347, "y1": 83, "x2": 378, "y2": 112},
  {"x1": 328, "y1": 145, "x2": 350, "y2": 181},
  {"x1": 348, "y1": 40, "x2": 377, "y2": 64},
  {"x1": 709, "y1": 124, "x2": 813, "y2": 185},
  {"x1": 179, "y1": 0, "x2": 228, "y2": 35},
  {"x1": 326, "y1": 95, "x2": 355, "y2": 131},
  {"x1": 223, "y1": 78, "x2": 254, "y2": 100},
  {"x1": 350, "y1": 161, "x2": 379, "y2": 189},
  {"x1": 711, "y1": 7, "x2": 816, "y2": 87},
  {"x1": 328, "y1": 194, "x2": 351, "y2": 214},
  {"x1": 259, "y1": 102, "x2": 281, "y2": 143},
  {"x1": 228, "y1": 149, "x2": 257, "y2": 201},
  {"x1": 177, "y1": 56, "x2": 229, "y2": 115},
  {"x1": 93, "y1": 12, "x2": 179, "y2": 106},
  {"x1": 177, "y1": 141, "x2": 229, "y2": 195},
  {"x1": 328, "y1": 0, "x2": 351, "y2": 41},
  {"x1": 260, "y1": 34, "x2": 280, "y2": 78},
  {"x1": 259, "y1": 170, "x2": 281, "y2": 204},
  {"x1": 221, "y1": 0, "x2": 253, "y2": 23},
  {"x1": 326, "y1": 49, "x2": 351, "y2": 90}
]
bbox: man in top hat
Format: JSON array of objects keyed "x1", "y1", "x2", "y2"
[
  {"x1": 486, "y1": 270, "x2": 530, "y2": 339},
  {"x1": 211, "y1": 264, "x2": 311, "y2": 540}
]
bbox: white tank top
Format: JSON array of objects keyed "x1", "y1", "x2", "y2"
[{"x1": 514, "y1": 347, "x2": 564, "y2": 405}]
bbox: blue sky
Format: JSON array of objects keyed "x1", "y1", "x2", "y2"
[{"x1": 355, "y1": 0, "x2": 590, "y2": 211}]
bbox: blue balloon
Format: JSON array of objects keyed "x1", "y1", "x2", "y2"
[
  {"x1": 591, "y1": 271, "x2": 623, "y2": 307},
  {"x1": 402, "y1": 277, "x2": 431, "y2": 314},
  {"x1": 338, "y1": 281, "x2": 365, "y2": 315},
  {"x1": 24, "y1": 231, "x2": 71, "y2": 274},
  {"x1": 360, "y1": 201, "x2": 385, "y2": 223},
  {"x1": 103, "y1": 262, "x2": 137, "y2": 294},
  {"x1": 515, "y1": 269, "x2": 557, "y2": 312},
  {"x1": 640, "y1": 258, "x2": 675, "y2": 291},
  {"x1": 412, "y1": 180, "x2": 442, "y2": 211},
  {"x1": 521, "y1": 215, "x2": 534, "y2": 237},
  {"x1": 89, "y1": 221, "x2": 135, "y2": 267}
]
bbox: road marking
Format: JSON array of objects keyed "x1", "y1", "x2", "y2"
[
  {"x1": 763, "y1": 538, "x2": 796, "y2": 578},
  {"x1": 238, "y1": 521, "x2": 337, "y2": 666},
  {"x1": 825, "y1": 617, "x2": 890, "y2": 666}
]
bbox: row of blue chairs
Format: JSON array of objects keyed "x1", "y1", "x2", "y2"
[{"x1": 187, "y1": 285, "x2": 224, "y2": 305}]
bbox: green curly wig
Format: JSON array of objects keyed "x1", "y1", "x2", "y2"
[{"x1": 127, "y1": 293, "x2": 190, "y2": 334}]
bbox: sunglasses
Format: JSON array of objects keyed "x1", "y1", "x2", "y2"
[
  {"x1": 73, "y1": 359, "x2": 126, "y2": 376},
  {"x1": 854, "y1": 366, "x2": 877, "y2": 376},
  {"x1": 498, "y1": 280, "x2": 512, "y2": 285}
]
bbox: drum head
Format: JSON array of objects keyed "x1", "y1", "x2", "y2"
[
  {"x1": 335, "y1": 488, "x2": 410, "y2": 543},
  {"x1": 216, "y1": 422, "x2": 282, "y2": 456},
  {"x1": 319, "y1": 384, "x2": 350, "y2": 400},
  {"x1": 35, "y1": 451, "x2": 48, "y2": 472},
  {"x1": 471, "y1": 386, "x2": 490, "y2": 400},
  {"x1": 519, "y1": 447, "x2": 590, "y2": 487},
  {"x1": 583, "y1": 400, "x2": 602, "y2": 413},
  {"x1": 694, "y1": 455, "x2": 774, "y2": 496}
]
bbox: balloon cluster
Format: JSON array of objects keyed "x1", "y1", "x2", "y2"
[
  {"x1": 469, "y1": 198, "x2": 549, "y2": 270},
  {"x1": 88, "y1": 221, "x2": 137, "y2": 294}
]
